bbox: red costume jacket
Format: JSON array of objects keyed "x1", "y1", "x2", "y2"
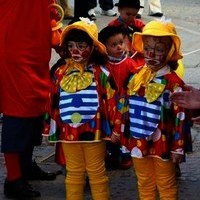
[{"x1": 108, "y1": 17, "x2": 145, "y2": 69}]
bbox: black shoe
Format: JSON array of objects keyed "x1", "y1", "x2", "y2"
[
  {"x1": 24, "y1": 161, "x2": 56, "y2": 181},
  {"x1": 136, "y1": 14, "x2": 141, "y2": 19},
  {"x1": 88, "y1": 14, "x2": 96, "y2": 21},
  {"x1": 88, "y1": 8, "x2": 96, "y2": 21},
  {"x1": 4, "y1": 178, "x2": 41, "y2": 198},
  {"x1": 149, "y1": 12, "x2": 163, "y2": 17}
]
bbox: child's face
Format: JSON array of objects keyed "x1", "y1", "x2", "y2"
[
  {"x1": 118, "y1": 7, "x2": 139, "y2": 23},
  {"x1": 142, "y1": 36, "x2": 172, "y2": 71},
  {"x1": 105, "y1": 33, "x2": 125, "y2": 59},
  {"x1": 67, "y1": 41, "x2": 92, "y2": 63}
]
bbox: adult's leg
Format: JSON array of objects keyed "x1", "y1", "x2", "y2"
[
  {"x1": 1, "y1": 116, "x2": 41, "y2": 198},
  {"x1": 4, "y1": 153, "x2": 21, "y2": 181},
  {"x1": 1, "y1": 116, "x2": 30, "y2": 182},
  {"x1": 87, "y1": 0, "x2": 97, "y2": 20},
  {"x1": 74, "y1": 0, "x2": 90, "y2": 18},
  {"x1": 99, "y1": 0, "x2": 114, "y2": 11},
  {"x1": 59, "y1": 0, "x2": 73, "y2": 18},
  {"x1": 148, "y1": 0, "x2": 162, "y2": 15},
  {"x1": 88, "y1": 0, "x2": 97, "y2": 10},
  {"x1": 138, "y1": 0, "x2": 145, "y2": 15},
  {"x1": 19, "y1": 116, "x2": 56, "y2": 181}
]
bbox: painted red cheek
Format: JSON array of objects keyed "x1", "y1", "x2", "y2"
[{"x1": 81, "y1": 50, "x2": 90, "y2": 59}]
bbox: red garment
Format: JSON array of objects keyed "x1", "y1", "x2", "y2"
[
  {"x1": 106, "y1": 56, "x2": 140, "y2": 133},
  {"x1": 4, "y1": 153, "x2": 21, "y2": 181},
  {"x1": 108, "y1": 17, "x2": 145, "y2": 53},
  {"x1": 108, "y1": 17, "x2": 145, "y2": 68},
  {"x1": 0, "y1": 0, "x2": 52, "y2": 117},
  {"x1": 108, "y1": 17, "x2": 145, "y2": 31},
  {"x1": 106, "y1": 56, "x2": 139, "y2": 94},
  {"x1": 122, "y1": 70, "x2": 191, "y2": 160},
  {"x1": 47, "y1": 62, "x2": 121, "y2": 143}
]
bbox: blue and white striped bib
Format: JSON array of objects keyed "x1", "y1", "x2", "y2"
[
  {"x1": 59, "y1": 82, "x2": 99, "y2": 128},
  {"x1": 129, "y1": 94, "x2": 161, "y2": 138}
]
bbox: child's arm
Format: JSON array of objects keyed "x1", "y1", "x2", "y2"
[
  {"x1": 170, "y1": 86, "x2": 192, "y2": 163},
  {"x1": 44, "y1": 61, "x2": 65, "y2": 140},
  {"x1": 98, "y1": 66, "x2": 123, "y2": 143}
]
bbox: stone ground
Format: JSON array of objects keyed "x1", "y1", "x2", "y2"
[
  {"x1": 1, "y1": 0, "x2": 200, "y2": 199},
  {"x1": 1, "y1": 125, "x2": 200, "y2": 200}
]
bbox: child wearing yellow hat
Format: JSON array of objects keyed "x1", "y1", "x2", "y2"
[
  {"x1": 122, "y1": 20, "x2": 192, "y2": 199},
  {"x1": 46, "y1": 18, "x2": 122, "y2": 199}
]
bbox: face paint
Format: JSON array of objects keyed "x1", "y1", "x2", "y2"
[
  {"x1": 143, "y1": 36, "x2": 171, "y2": 71},
  {"x1": 67, "y1": 41, "x2": 92, "y2": 62}
]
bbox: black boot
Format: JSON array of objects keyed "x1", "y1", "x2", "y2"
[
  {"x1": 4, "y1": 178, "x2": 41, "y2": 198},
  {"x1": 23, "y1": 160, "x2": 56, "y2": 181}
]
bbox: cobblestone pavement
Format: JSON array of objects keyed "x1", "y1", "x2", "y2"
[
  {"x1": 1, "y1": 0, "x2": 200, "y2": 199},
  {"x1": 1, "y1": 126, "x2": 200, "y2": 200}
]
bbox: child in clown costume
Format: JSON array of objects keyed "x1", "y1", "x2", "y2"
[
  {"x1": 108, "y1": 0, "x2": 145, "y2": 69},
  {"x1": 47, "y1": 18, "x2": 121, "y2": 200},
  {"x1": 122, "y1": 20, "x2": 192, "y2": 199},
  {"x1": 98, "y1": 25, "x2": 141, "y2": 170}
]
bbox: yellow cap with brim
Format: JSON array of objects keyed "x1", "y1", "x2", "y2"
[
  {"x1": 60, "y1": 18, "x2": 107, "y2": 55},
  {"x1": 132, "y1": 20, "x2": 183, "y2": 61}
]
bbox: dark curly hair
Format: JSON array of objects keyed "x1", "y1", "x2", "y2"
[
  {"x1": 61, "y1": 29, "x2": 107, "y2": 65},
  {"x1": 99, "y1": 25, "x2": 125, "y2": 45}
]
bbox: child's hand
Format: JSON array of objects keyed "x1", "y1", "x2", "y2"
[
  {"x1": 171, "y1": 153, "x2": 183, "y2": 164},
  {"x1": 110, "y1": 132, "x2": 120, "y2": 144}
]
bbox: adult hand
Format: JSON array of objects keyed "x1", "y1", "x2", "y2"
[{"x1": 170, "y1": 85, "x2": 200, "y2": 109}]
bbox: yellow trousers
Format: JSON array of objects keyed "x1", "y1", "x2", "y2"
[
  {"x1": 133, "y1": 157, "x2": 178, "y2": 200},
  {"x1": 62, "y1": 141, "x2": 109, "y2": 200}
]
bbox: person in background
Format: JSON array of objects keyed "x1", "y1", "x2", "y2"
[
  {"x1": 108, "y1": 0, "x2": 145, "y2": 68},
  {"x1": 0, "y1": 0, "x2": 58, "y2": 199},
  {"x1": 70, "y1": 0, "x2": 116, "y2": 22},
  {"x1": 47, "y1": 18, "x2": 122, "y2": 199},
  {"x1": 123, "y1": 20, "x2": 191, "y2": 199},
  {"x1": 99, "y1": 25, "x2": 140, "y2": 170},
  {"x1": 69, "y1": 0, "x2": 93, "y2": 22},
  {"x1": 58, "y1": 0, "x2": 73, "y2": 19},
  {"x1": 137, "y1": 0, "x2": 163, "y2": 19},
  {"x1": 87, "y1": 0, "x2": 117, "y2": 20}
]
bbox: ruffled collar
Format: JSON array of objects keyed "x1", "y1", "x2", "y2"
[
  {"x1": 128, "y1": 65, "x2": 168, "y2": 102},
  {"x1": 60, "y1": 59, "x2": 93, "y2": 93},
  {"x1": 108, "y1": 52, "x2": 126, "y2": 63}
]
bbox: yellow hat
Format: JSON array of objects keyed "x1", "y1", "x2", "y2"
[
  {"x1": 132, "y1": 20, "x2": 183, "y2": 61},
  {"x1": 60, "y1": 17, "x2": 107, "y2": 55}
]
